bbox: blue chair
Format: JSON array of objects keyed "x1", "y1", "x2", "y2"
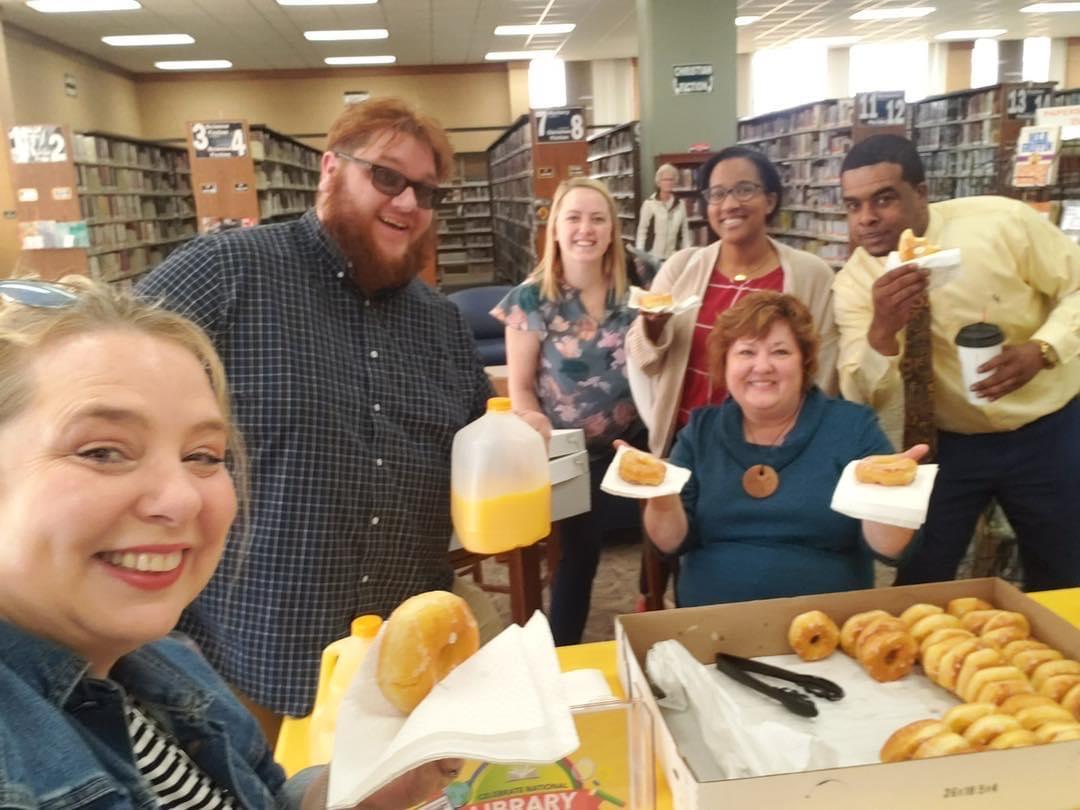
[{"x1": 447, "y1": 285, "x2": 513, "y2": 366}]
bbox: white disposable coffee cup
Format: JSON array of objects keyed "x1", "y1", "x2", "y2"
[{"x1": 955, "y1": 322, "x2": 1004, "y2": 406}]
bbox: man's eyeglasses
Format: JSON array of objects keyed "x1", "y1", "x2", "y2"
[
  {"x1": 333, "y1": 151, "x2": 444, "y2": 209},
  {"x1": 0, "y1": 279, "x2": 79, "y2": 308},
  {"x1": 702, "y1": 181, "x2": 764, "y2": 205}
]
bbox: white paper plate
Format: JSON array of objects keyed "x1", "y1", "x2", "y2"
[
  {"x1": 628, "y1": 285, "x2": 702, "y2": 315},
  {"x1": 600, "y1": 444, "x2": 692, "y2": 498},
  {"x1": 884, "y1": 248, "x2": 962, "y2": 290},
  {"x1": 830, "y1": 460, "x2": 939, "y2": 530}
]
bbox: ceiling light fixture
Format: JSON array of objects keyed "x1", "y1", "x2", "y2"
[
  {"x1": 325, "y1": 55, "x2": 396, "y2": 65},
  {"x1": 1021, "y1": 2, "x2": 1080, "y2": 11},
  {"x1": 735, "y1": 16, "x2": 761, "y2": 26},
  {"x1": 485, "y1": 50, "x2": 556, "y2": 61},
  {"x1": 103, "y1": 34, "x2": 194, "y2": 46},
  {"x1": 802, "y1": 36, "x2": 861, "y2": 46},
  {"x1": 155, "y1": 59, "x2": 232, "y2": 70},
  {"x1": 935, "y1": 29, "x2": 1007, "y2": 40},
  {"x1": 304, "y1": 29, "x2": 388, "y2": 41},
  {"x1": 850, "y1": 6, "x2": 936, "y2": 21},
  {"x1": 277, "y1": 0, "x2": 377, "y2": 5},
  {"x1": 28, "y1": 0, "x2": 140, "y2": 11},
  {"x1": 494, "y1": 24, "x2": 575, "y2": 36}
]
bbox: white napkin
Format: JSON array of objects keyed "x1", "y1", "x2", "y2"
[
  {"x1": 884, "y1": 247, "x2": 962, "y2": 290},
  {"x1": 628, "y1": 285, "x2": 702, "y2": 314},
  {"x1": 830, "y1": 460, "x2": 939, "y2": 530},
  {"x1": 599, "y1": 444, "x2": 692, "y2": 499},
  {"x1": 326, "y1": 612, "x2": 580, "y2": 809}
]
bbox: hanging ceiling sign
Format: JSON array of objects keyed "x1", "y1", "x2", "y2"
[
  {"x1": 673, "y1": 64, "x2": 713, "y2": 95},
  {"x1": 535, "y1": 108, "x2": 586, "y2": 142},
  {"x1": 190, "y1": 121, "x2": 247, "y2": 159},
  {"x1": 856, "y1": 91, "x2": 907, "y2": 126}
]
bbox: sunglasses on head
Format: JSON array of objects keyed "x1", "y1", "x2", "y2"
[
  {"x1": 0, "y1": 280, "x2": 79, "y2": 309},
  {"x1": 333, "y1": 151, "x2": 444, "y2": 209}
]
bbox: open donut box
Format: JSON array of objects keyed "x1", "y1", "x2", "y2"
[{"x1": 616, "y1": 578, "x2": 1080, "y2": 809}]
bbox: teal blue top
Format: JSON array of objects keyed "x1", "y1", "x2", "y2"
[{"x1": 669, "y1": 387, "x2": 894, "y2": 607}]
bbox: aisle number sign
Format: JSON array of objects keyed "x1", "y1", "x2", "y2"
[
  {"x1": 1006, "y1": 87, "x2": 1053, "y2": 118},
  {"x1": 856, "y1": 91, "x2": 906, "y2": 126},
  {"x1": 9, "y1": 125, "x2": 67, "y2": 164},
  {"x1": 535, "y1": 108, "x2": 586, "y2": 142},
  {"x1": 673, "y1": 64, "x2": 713, "y2": 95},
  {"x1": 191, "y1": 121, "x2": 247, "y2": 158}
]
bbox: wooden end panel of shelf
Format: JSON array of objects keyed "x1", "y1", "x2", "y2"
[
  {"x1": 12, "y1": 127, "x2": 80, "y2": 223},
  {"x1": 530, "y1": 136, "x2": 589, "y2": 254},
  {"x1": 16, "y1": 248, "x2": 90, "y2": 280},
  {"x1": 186, "y1": 120, "x2": 260, "y2": 229}
]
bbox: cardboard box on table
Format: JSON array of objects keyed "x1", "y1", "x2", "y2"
[{"x1": 616, "y1": 578, "x2": 1080, "y2": 810}]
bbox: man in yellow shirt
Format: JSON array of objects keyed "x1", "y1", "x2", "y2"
[{"x1": 833, "y1": 134, "x2": 1079, "y2": 589}]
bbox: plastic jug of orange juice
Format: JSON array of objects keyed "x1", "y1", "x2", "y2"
[
  {"x1": 306, "y1": 614, "x2": 383, "y2": 764},
  {"x1": 451, "y1": 396, "x2": 551, "y2": 554}
]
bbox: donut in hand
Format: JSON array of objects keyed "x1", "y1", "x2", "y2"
[
  {"x1": 855, "y1": 453, "x2": 917, "y2": 486},
  {"x1": 377, "y1": 590, "x2": 480, "y2": 714}
]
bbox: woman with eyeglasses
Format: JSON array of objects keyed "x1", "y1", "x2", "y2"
[
  {"x1": 491, "y1": 178, "x2": 647, "y2": 646},
  {"x1": 0, "y1": 277, "x2": 460, "y2": 808},
  {"x1": 625, "y1": 146, "x2": 839, "y2": 609}
]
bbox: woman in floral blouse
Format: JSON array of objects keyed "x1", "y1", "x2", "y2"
[{"x1": 492, "y1": 177, "x2": 647, "y2": 646}]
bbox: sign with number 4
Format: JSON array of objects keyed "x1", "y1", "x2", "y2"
[{"x1": 190, "y1": 121, "x2": 248, "y2": 159}]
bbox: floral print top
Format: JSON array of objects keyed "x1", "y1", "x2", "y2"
[{"x1": 491, "y1": 280, "x2": 643, "y2": 456}]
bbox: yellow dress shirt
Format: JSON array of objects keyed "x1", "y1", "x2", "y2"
[{"x1": 833, "y1": 196, "x2": 1080, "y2": 444}]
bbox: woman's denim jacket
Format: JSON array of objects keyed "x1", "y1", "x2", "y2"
[{"x1": 0, "y1": 622, "x2": 313, "y2": 808}]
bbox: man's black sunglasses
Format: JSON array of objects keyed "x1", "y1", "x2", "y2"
[
  {"x1": 0, "y1": 279, "x2": 80, "y2": 308},
  {"x1": 333, "y1": 151, "x2": 444, "y2": 209}
]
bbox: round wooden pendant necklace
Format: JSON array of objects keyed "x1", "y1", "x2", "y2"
[{"x1": 741, "y1": 400, "x2": 803, "y2": 499}]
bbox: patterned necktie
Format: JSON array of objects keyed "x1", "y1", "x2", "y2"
[{"x1": 900, "y1": 293, "x2": 937, "y2": 461}]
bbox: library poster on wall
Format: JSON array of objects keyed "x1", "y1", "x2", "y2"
[
  {"x1": 1013, "y1": 126, "x2": 1060, "y2": 187},
  {"x1": 672, "y1": 64, "x2": 713, "y2": 95},
  {"x1": 9, "y1": 125, "x2": 67, "y2": 164},
  {"x1": 535, "y1": 108, "x2": 586, "y2": 142},
  {"x1": 191, "y1": 121, "x2": 248, "y2": 158}
]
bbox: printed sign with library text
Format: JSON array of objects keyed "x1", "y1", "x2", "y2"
[
  {"x1": 1013, "y1": 125, "x2": 1060, "y2": 187},
  {"x1": 535, "y1": 108, "x2": 586, "y2": 142},
  {"x1": 856, "y1": 91, "x2": 906, "y2": 126},
  {"x1": 191, "y1": 121, "x2": 247, "y2": 159},
  {"x1": 9, "y1": 125, "x2": 67, "y2": 164},
  {"x1": 1036, "y1": 104, "x2": 1080, "y2": 141},
  {"x1": 673, "y1": 64, "x2": 713, "y2": 95}
]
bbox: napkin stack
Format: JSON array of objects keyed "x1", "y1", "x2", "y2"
[{"x1": 830, "y1": 460, "x2": 939, "y2": 530}]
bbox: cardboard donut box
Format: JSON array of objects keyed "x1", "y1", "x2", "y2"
[{"x1": 616, "y1": 578, "x2": 1080, "y2": 810}]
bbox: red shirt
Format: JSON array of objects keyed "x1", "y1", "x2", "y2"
[{"x1": 676, "y1": 265, "x2": 785, "y2": 429}]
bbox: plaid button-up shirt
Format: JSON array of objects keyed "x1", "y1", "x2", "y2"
[{"x1": 138, "y1": 211, "x2": 491, "y2": 714}]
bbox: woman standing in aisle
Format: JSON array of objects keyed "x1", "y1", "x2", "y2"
[
  {"x1": 492, "y1": 178, "x2": 646, "y2": 646},
  {"x1": 627, "y1": 146, "x2": 839, "y2": 460},
  {"x1": 635, "y1": 163, "x2": 692, "y2": 283}
]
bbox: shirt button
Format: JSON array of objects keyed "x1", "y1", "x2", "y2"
[
  {"x1": 370, "y1": 516, "x2": 380, "y2": 526},
  {"x1": 370, "y1": 350, "x2": 379, "y2": 359},
  {"x1": 361, "y1": 575, "x2": 370, "y2": 583},
  {"x1": 376, "y1": 458, "x2": 384, "y2": 467},
  {"x1": 373, "y1": 403, "x2": 381, "y2": 412},
  {"x1": 336, "y1": 271, "x2": 345, "y2": 279},
  {"x1": 364, "y1": 299, "x2": 371, "y2": 307}
]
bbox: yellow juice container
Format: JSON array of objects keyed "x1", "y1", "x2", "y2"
[{"x1": 451, "y1": 397, "x2": 551, "y2": 554}]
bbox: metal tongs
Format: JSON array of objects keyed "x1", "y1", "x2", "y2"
[{"x1": 715, "y1": 652, "x2": 845, "y2": 718}]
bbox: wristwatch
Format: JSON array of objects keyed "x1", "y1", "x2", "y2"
[{"x1": 1036, "y1": 339, "x2": 1059, "y2": 369}]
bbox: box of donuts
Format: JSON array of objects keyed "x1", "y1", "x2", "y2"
[{"x1": 615, "y1": 578, "x2": 1080, "y2": 809}]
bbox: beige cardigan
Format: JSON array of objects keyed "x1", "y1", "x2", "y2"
[{"x1": 625, "y1": 238, "x2": 840, "y2": 456}]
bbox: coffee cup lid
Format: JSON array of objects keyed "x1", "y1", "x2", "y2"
[{"x1": 955, "y1": 322, "x2": 1004, "y2": 348}]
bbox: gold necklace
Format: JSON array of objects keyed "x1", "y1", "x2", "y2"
[
  {"x1": 741, "y1": 401, "x2": 803, "y2": 499},
  {"x1": 722, "y1": 248, "x2": 777, "y2": 283}
]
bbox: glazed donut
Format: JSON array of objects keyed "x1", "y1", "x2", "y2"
[
  {"x1": 955, "y1": 654, "x2": 1008, "y2": 702},
  {"x1": 1033, "y1": 721, "x2": 1080, "y2": 744},
  {"x1": 787, "y1": 610, "x2": 840, "y2": 661},
  {"x1": 855, "y1": 616, "x2": 908, "y2": 658},
  {"x1": 1014, "y1": 704, "x2": 1076, "y2": 731},
  {"x1": 960, "y1": 609, "x2": 1003, "y2": 634},
  {"x1": 1039, "y1": 673, "x2": 1080, "y2": 703},
  {"x1": 859, "y1": 629, "x2": 918, "y2": 682},
  {"x1": 920, "y1": 627, "x2": 974, "y2": 657},
  {"x1": 981, "y1": 626, "x2": 1030, "y2": 649},
  {"x1": 1030, "y1": 659, "x2": 1080, "y2": 691},
  {"x1": 854, "y1": 453, "x2": 917, "y2": 486},
  {"x1": 900, "y1": 603, "x2": 944, "y2": 628},
  {"x1": 946, "y1": 597, "x2": 993, "y2": 618},
  {"x1": 1002, "y1": 639, "x2": 1049, "y2": 658},
  {"x1": 898, "y1": 227, "x2": 942, "y2": 262},
  {"x1": 942, "y1": 702, "x2": 998, "y2": 735},
  {"x1": 1000, "y1": 693, "x2": 1056, "y2": 715},
  {"x1": 974, "y1": 679, "x2": 1034, "y2": 706},
  {"x1": 937, "y1": 639, "x2": 989, "y2": 692},
  {"x1": 981, "y1": 610, "x2": 1030, "y2": 636},
  {"x1": 985, "y1": 728, "x2": 1038, "y2": 750},
  {"x1": 923, "y1": 635, "x2": 974, "y2": 681},
  {"x1": 910, "y1": 613, "x2": 961, "y2": 644},
  {"x1": 880, "y1": 719, "x2": 947, "y2": 762},
  {"x1": 376, "y1": 590, "x2": 480, "y2": 714},
  {"x1": 1062, "y1": 682, "x2": 1080, "y2": 720},
  {"x1": 638, "y1": 291, "x2": 674, "y2": 310},
  {"x1": 963, "y1": 713, "x2": 1022, "y2": 746},
  {"x1": 912, "y1": 731, "x2": 975, "y2": 759},
  {"x1": 1012, "y1": 647, "x2": 1064, "y2": 677},
  {"x1": 840, "y1": 610, "x2": 892, "y2": 657},
  {"x1": 618, "y1": 448, "x2": 667, "y2": 486}
]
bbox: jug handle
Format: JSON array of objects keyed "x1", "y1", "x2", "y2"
[{"x1": 313, "y1": 643, "x2": 343, "y2": 713}]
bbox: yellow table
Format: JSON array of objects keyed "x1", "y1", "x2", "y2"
[{"x1": 1030, "y1": 588, "x2": 1080, "y2": 629}]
